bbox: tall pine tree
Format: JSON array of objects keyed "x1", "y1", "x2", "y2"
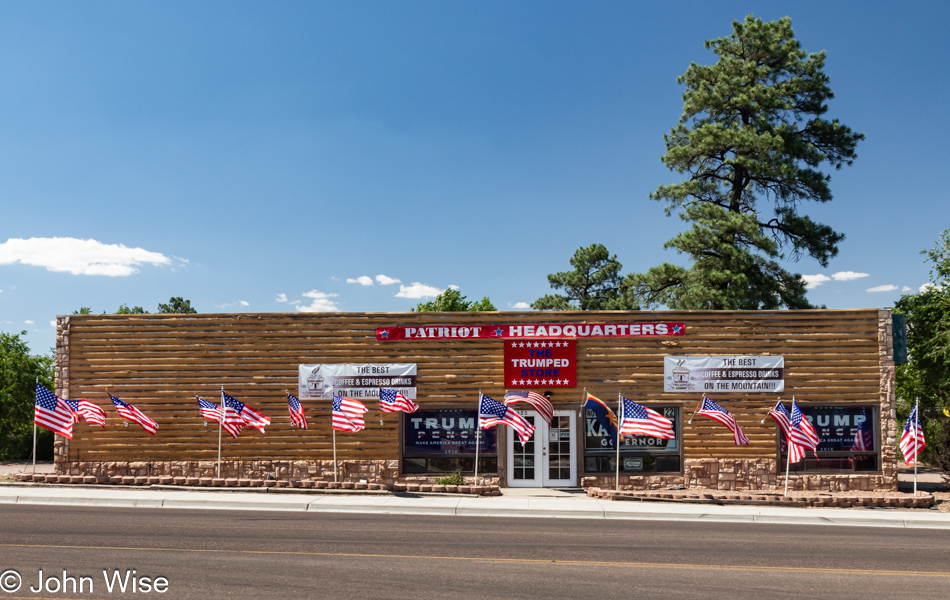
[{"x1": 627, "y1": 15, "x2": 863, "y2": 309}]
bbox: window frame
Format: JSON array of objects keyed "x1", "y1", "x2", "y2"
[
  {"x1": 582, "y1": 404, "x2": 683, "y2": 475},
  {"x1": 400, "y1": 406, "x2": 498, "y2": 475},
  {"x1": 776, "y1": 403, "x2": 881, "y2": 474}
]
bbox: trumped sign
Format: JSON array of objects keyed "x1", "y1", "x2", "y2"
[
  {"x1": 377, "y1": 322, "x2": 685, "y2": 341},
  {"x1": 504, "y1": 339, "x2": 577, "y2": 387}
]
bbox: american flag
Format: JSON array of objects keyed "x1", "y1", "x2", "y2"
[
  {"x1": 332, "y1": 395, "x2": 368, "y2": 433},
  {"x1": 619, "y1": 397, "x2": 674, "y2": 439},
  {"x1": 63, "y1": 398, "x2": 81, "y2": 423},
  {"x1": 851, "y1": 408, "x2": 874, "y2": 452},
  {"x1": 34, "y1": 384, "x2": 73, "y2": 439},
  {"x1": 790, "y1": 399, "x2": 820, "y2": 458},
  {"x1": 504, "y1": 390, "x2": 553, "y2": 425},
  {"x1": 197, "y1": 396, "x2": 221, "y2": 420},
  {"x1": 697, "y1": 396, "x2": 750, "y2": 446},
  {"x1": 109, "y1": 394, "x2": 159, "y2": 435},
  {"x1": 219, "y1": 393, "x2": 245, "y2": 438},
  {"x1": 479, "y1": 394, "x2": 534, "y2": 445},
  {"x1": 197, "y1": 396, "x2": 242, "y2": 438},
  {"x1": 65, "y1": 399, "x2": 107, "y2": 428},
  {"x1": 379, "y1": 388, "x2": 419, "y2": 413},
  {"x1": 768, "y1": 400, "x2": 804, "y2": 463},
  {"x1": 224, "y1": 392, "x2": 270, "y2": 433},
  {"x1": 287, "y1": 394, "x2": 308, "y2": 429},
  {"x1": 900, "y1": 403, "x2": 926, "y2": 465}
]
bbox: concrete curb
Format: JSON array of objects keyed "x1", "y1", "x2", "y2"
[{"x1": 2, "y1": 486, "x2": 949, "y2": 529}]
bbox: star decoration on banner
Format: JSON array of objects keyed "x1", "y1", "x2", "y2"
[
  {"x1": 672, "y1": 325, "x2": 682, "y2": 334},
  {"x1": 379, "y1": 329, "x2": 389, "y2": 338},
  {"x1": 493, "y1": 327, "x2": 504, "y2": 337}
]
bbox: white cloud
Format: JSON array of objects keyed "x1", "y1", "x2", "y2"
[
  {"x1": 275, "y1": 293, "x2": 288, "y2": 303},
  {"x1": 297, "y1": 290, "x2": 340, "y2": 312},
  {"x1": 832, "y1": 271, "x2": 870, "y2": 281},
  {"x1": 24, "y1": 319, "x2": 34, "y2": 324},
  {"x1": 395, "y1": 282, "x2": 443, "y2": 299},
  {"x1": 902, "y1": 286, "x2": 912, "y2": 292},
  {"x1": 0, "y1": 237, "x2": 174, "y2": 276},
  {"x1": 919, "y1": 282, "x2": 945, "y2": 293},
  {"x1": 803, "y1": 271, "x2": 872, "y2": 289},
  {"x1": 867, "y1": 284, "x2": 898, "y2": 293},
  {"x1": 239, "y1": 301, "x2": 249, "y2": 307},
  {"x1": 801, "y1": 274, "x2": 831, "y2": 289},
  {"x1": 510, "y1": 302, "x2": 531, "y2": 310},
  {"x1": 49, "y1": 320, "x2": 56, "y2": 327},
  {"x1": 346, "y1": 276, "x2": 374, "y2": 286},
  {"x1": 375, "y1": 274, "x2": 400, "y2": 285},
  {"x1": 448, "y1": 284, "x2": 460, "y2": 290}
]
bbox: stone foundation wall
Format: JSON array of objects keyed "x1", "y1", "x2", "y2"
[
  {"x1": 57, "y1": 460, "x2": 399, "y2": 483},
  {"x1": 56, "y1": 457, "x2": 891, "y2": 492},
  {"x1": 581, "y1": 458, "x2": 898, "y2": 492},
  {"x1": 54, "y1": 459, "x2": 500, "y2": 486}
]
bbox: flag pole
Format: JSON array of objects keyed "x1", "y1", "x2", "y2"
[
  {"x1": 914, "y1": 396, "x2": 919, "y2": 496},
  {"x1": 784, "y1": 396, "x2": 795, "y2": 497},
  {"x1": 615, "y1": 392, "x2": 622, "y2": 492},
  {"x1": 474, "y1": 389, "x2": 481, "y2": 486},
  {"x1": 332, "y1": 388, "x2": 338, "y2": 483},
  {"x1": 217, "y1": 386, "x2": 223, "y2": 478},
  {"x1": 33, "y1": 377, "x2": 38, "y2": 474},
  {"x1": 687, "y1": 395, "x2": 704, "y2": 424},
  {"x1": 783, "y1": 437, "x2": 792, "y2": 497}
]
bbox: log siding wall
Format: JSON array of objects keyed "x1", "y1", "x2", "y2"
[{"x1": 54, "y1": 309, "x2": 896, "y2": 489}]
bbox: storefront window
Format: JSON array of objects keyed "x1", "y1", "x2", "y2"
[
  {"x1": 584, "y1": 405, "x2": 681, "y2": 473},
  {"x1": 780, "y1": 406, "x2": 879, "y2": 472},
  {"x1": 402, "y1": 409, "x2": 497, "y2": 474}
]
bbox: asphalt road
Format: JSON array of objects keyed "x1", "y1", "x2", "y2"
[{"x1": 0, "y1": 505, "x2": 948, "y2": 599}]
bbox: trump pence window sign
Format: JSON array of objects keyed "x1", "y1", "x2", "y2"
[
  {"x1": 664, "y1": 356, "x2": 784, "y2": 393},
  {"x1": 505, "y1": 340, "x2": 577, "y2": 387}
]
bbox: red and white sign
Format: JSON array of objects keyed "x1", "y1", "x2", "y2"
[
  {"x1": 376, "y1": 322, "x2": 685, "y2": 341},
  {"x1": 504, "y1": 340, "x2": 577, "y2": 388}
]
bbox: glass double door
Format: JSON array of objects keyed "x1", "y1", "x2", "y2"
[{"x1": 507, "y1": 410, "x2": 576, "y2": 487}]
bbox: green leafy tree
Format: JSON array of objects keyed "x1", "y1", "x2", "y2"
[
  {"x1": 895, "y1": 230, "x2": 950, "y2": 466},
  {"x1": 412, "y1": 289, "x2": 496, "y2": 312},
  {"x1": 0, "y1": 331, "x2": 55, "y2": 460},
  {"x1": 72, "y1": 307, "x2": 93, "y2": 315},
  {"x1": 157, "y1": 297, "x2": 197, "y2": 314},
  {"x1": 116, "y1": 304, "x2": 148, "y2": 314},
  {"x1": 626, "y1": 15, "x2": 863, "y2": 309},
  {"x1": 533, "y1": 244, "x2": 631, "y2": 310}
]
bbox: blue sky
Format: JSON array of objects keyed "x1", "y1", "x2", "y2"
[{"x1": 1, "y1": 1, "x2": 948, "y2": 354}]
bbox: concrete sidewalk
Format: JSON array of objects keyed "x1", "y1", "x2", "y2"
[{"x1": 2, "y1": 483, "x2": 949, "y2": 530}]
